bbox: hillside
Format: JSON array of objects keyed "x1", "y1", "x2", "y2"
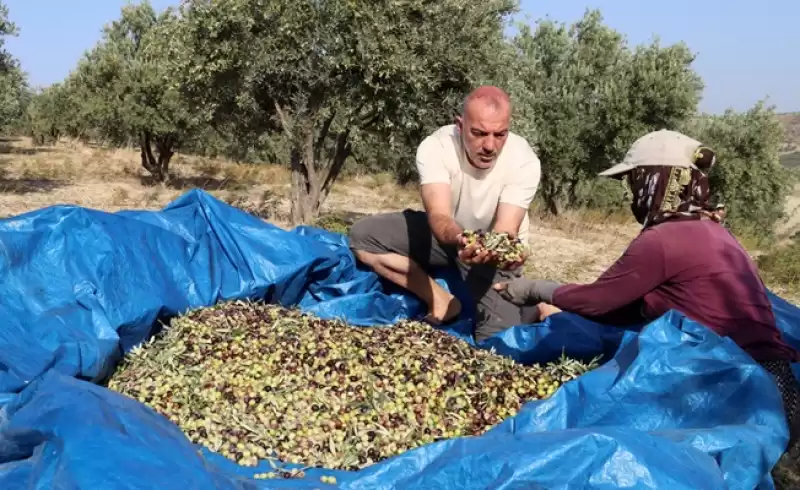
[{"x1": 779, "y1": 112, "x2": 800, "y2": 153}]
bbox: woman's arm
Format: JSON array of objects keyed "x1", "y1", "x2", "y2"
[{"x1": 551, "y1": 229, "x2": 668, "y2": 318}]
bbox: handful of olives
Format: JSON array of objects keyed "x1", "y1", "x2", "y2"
[{"x1": 462, "y1": 229, "x2": 528, "y2": 268}]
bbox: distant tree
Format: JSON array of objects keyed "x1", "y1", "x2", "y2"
[
  {"x1": 0, "y1": 0, "x2": 18, "y2": 73},
  {"x1": 0, "y1": 1, "x2": 29, "y2": 133},
  {"x1": 683, "y1": 102, "x2": 794, "y2": 240},
  {"x1": 506, "y1": 10, "x2": 703, "y2": 215},
  {"x1": 0, "y1": 66, "x2": 27, "y2": 133},
  {"x1": 167, "y1": 0, "x2": 517, "y2": 224},
  {"x1": 65, "y1": 1, "x2": 197, "y2": 181},
  {"x1": 25, "y1": 82, "x2": 83, "y2": 145}
]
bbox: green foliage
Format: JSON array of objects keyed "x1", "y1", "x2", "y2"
[
  {"x1": 0, "y1": 2, "x2": 29, "y2": 134},
  {"x1": 313, "y1": 214, "x2": 351, "y2": 236},
  {"x1": 25, "y1": 83, "x2": 80, "y2": 144},
  {"x1": 682, "y1": 102, "x2": 793, "y2": 241},
  {"x1": 168, "y1": 0, "x2": 517, "y2": 223},
  {"x1": 53, "y1": 1, "x2": 198, "y2": 180},
  {"x1": 18, "y1": 0, "x2": 798, "y2": 239},
  {"x1": 0, "y1": 66, "x2": 27, "y2": 133},
  {"x1": 758, "y1": 239, "x2": 800, "y2": 292},
  {"x1": 0, "y1": 0, "x2": 17, "y2": 73},
  {"x1": 507, "y1": 9, "x2": 703, "y2": 214}
]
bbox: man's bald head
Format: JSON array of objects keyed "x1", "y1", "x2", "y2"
[
  {"x1": 456, "y1": 85, "x2": 512, "y2": 170},
  {"x1": 460, "y1": 85, "x2": 512, "y2": 116}
]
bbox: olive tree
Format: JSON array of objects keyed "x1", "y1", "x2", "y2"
[
  {"x1": 683, "y1": 102, "x2": 793, "y2": 240},
  {"x1": 0, "y1": 2, "x2": 28, "y2": 133},
  {"x1": 167, "y1": 0, "x2": 517, "y2": 224},
  {"x1": 26, "y1": 84, "x2": 68, "y2": 145},
  {"x1": 507, "y1": 10, "x2": 703, "y2": 214},
  {"x1": 65, "y1": 2, "x2": 197, "y2": 181},
  {"x1": 0, "y1": 0, "x2": 17, "y2": 73}
]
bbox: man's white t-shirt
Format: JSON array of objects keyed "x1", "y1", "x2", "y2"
[{"x1": 415, "y1": 124, "x2": 541, "y2": 242}]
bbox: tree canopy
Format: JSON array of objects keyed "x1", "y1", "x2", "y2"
[
  {"x1": 507, "y1": 10, "x2": 703, "y2": 214},
  {"x1": 165, "y1": 0, "x2": 516, "y2": 222},
  {"x1": 683, "y1": 102, "x2": 793, "y2": 240},
  {"x1": 0, "y1": 1, "x2": 28, "y2": 133},
  {"x1": 12, "y1": 1, "x2": 795, "y2": 238},
  {"x1": 39, "y1": 2, "x2": 198, "y2": 181}
]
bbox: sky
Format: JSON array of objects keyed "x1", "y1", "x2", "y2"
[{"x1": 3, "y1": 0, "x2": 799, "y2": 115}]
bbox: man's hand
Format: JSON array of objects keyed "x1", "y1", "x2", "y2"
[
  {"x1": 491, "y1": 203, "x2": 529, "y2": 270},
  {"x1": 499, "y1": 246, "x2": 529, "y2": 271},
  {"x1": 456, "y1": 233, "x2": 495, "y2": 265},
  {"x1": 492, "y1": 277, "x2": 562, "y2": 305}
]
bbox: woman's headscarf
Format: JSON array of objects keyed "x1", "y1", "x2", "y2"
[{"x1": 627, "y1": 147, "x2": 726, "y2": 228}]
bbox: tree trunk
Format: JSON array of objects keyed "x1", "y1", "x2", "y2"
[
  {"x1": 273, "y1": 95, "x2": 356, "y2": 227},
  {"x1": 290, "y1": 148, "x2": 312, "y2": 224},
  {"x1": 155, "y1": 134, "x2": 175, "y2": 179},
  {"x1": 540, "y1": 178, "x2": 562, "y2": 216},
  {"x1": 545, "y1": 195, "x2": 561, "y2": 216},
  {"x1": 566, "y1": 178, "x2": 581, "y2": 209},
  {"x1": 288, "y1": 129, "x2": 352, "y2": 226},
  {"x1": 139, "y1": 131, "x2": 176, "y2": 183}
]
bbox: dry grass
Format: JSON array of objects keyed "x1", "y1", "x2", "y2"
[
  {"x1": 779, "y1": 183, "x2": 800, "y2": 239},
  {"x1": 523, "y1": 210, "x2": 636, "y2": 284},
  {"x1": 0, "y1": 136, "x2": 632, "y2": 287},
  {"x1": 0, "y1": 137, "x2": 419, "y2": 220},
  {"x1": 0, "y1": 135, "x2": 796, "y2": 306}
]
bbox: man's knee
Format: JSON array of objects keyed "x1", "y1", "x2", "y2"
[
  {"x1": 348, "y1": 215, "x2": 386, "y2": 254},
  {"x1": 348, "y1": 212, "x2": 413, "y2": 262}
]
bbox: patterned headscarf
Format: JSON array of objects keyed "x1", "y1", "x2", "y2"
[{"x1": 627, "y1": 147, "x2": 726, "y2": 228}]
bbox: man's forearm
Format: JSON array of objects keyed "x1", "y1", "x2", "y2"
[
  {"x1": 491, "y1": 223, "x2": 518, "y2": 239},
  {"x1": 491, "y1": 203, "x2": 527, "y2": 239},
  {"x1": 429, "y1": 213, "x2": 463, "y2": 246}
]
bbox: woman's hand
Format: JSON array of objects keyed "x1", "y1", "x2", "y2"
[{"x1": 492, "y1": 278, "x2": 562, "y2": 306}]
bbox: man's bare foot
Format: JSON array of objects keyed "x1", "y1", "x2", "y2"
[{"x1": 423, "y1": 295, "x2": 462, "y2": 326}]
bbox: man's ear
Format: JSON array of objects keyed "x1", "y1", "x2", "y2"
[{"x1": 454, "y1": 114, "x2": 463, "y2": 132}]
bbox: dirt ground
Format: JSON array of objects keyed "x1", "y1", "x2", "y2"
[
  {"x1": 2, "y1": 134, "x2": 798, "y2": 299},
  {"x1": 2, "y1": 135, "x2": 797, "y2": 298},
  {"x1": 0, "y1": 136, "x2": 642, "y2": 286}
]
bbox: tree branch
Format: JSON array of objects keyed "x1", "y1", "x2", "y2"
[
  {"x1": 139, "y1": 131, "x2": 158, "y2": 174},
  {"x1": 302, "y1": 124, "x2": 317, "y2": 191},
  {"x1": 313, "y1": 111, "x2": 336, "y2": 165},
  {"x1": 317, "y1": 129, "x2": 352, "y2": 208},
  {"x1": 274, "y1": 101, "x2": 293, "y2": 139}
]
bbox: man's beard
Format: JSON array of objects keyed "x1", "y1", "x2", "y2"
[{"x1": 463, "y1": 137, "x2": 495, "y2": 167}]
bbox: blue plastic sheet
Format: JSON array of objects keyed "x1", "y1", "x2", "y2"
[{"x1": 0, "y1": 189, "x2": 797, "y2": 489}]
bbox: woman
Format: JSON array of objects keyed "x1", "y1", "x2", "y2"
[{"x1": 494, "y1": 129, "x2": 800, "y2": 445}]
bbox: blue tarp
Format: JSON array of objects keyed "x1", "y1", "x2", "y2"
[{"x1": 0, "y1": 189, "x2": 797, "y2": 489}]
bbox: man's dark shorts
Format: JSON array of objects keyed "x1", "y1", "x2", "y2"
[{"x1": 348, "y1": 209, "x2": 530, "y2": 341}]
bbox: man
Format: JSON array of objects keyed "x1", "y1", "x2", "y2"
[{"x1": 348, "y1": 85, "x2": 541, "y2": 342}]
